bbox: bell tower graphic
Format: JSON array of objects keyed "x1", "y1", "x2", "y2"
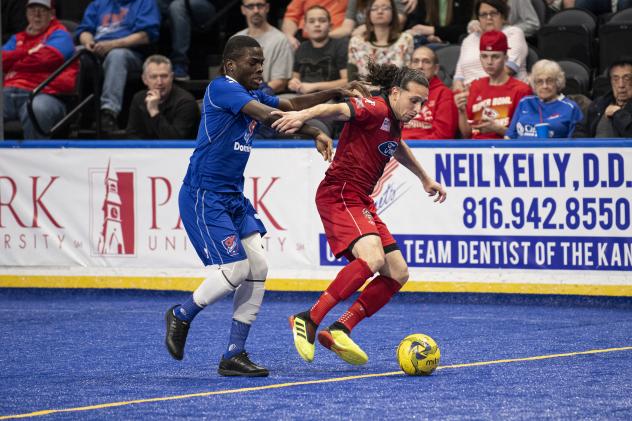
[{"x1": 98, "y1": 161, "x2": 125, "y2": 254}]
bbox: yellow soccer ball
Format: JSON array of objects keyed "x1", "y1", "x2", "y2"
[{"x1": 396, "y1": 333, "x2": 440, "y2": 376}]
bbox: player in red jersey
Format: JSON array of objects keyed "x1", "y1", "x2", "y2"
[{"x1": 272, "y1": 61, "x2": 447, "y2": 365}]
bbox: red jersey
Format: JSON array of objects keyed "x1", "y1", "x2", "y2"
[
  {"x1": 466, "y1": 76, "x2": 532, "y2": 139},
  {"x1": 402, "y1": 76, "x2": 458, "y2": 140},
  {"x1": 325, "y1": 95, "x2": 400, "y2": 195},
  {"x1": 2, "y1": 18, "x2": 78, "y2": 95}
]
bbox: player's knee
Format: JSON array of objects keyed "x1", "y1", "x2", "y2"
[
  {"x1": 392, "y1": 267, "x2": 409, "y2": 286},
  {"x1": 233, "y1": 280, "x2": 265, "y2": 325},
  {"x1": 242, "y1": 234, "x2": 268, "y2": 280},
  {"x1": 221, "y1": 259, "x2": 251, "y2": 289},
  {"x1": 363, "y1": 253, "x2": 386, "y2": 273}
]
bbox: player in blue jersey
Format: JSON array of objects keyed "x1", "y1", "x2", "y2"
[{"x1": 164, "y1": 35, "x2": 367, "y2": 377}]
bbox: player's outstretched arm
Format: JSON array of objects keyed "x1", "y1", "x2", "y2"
[
  {"x1": 240, "y1": 100, "x2": 333, "y2": 162},
  {"x1": 278, "y1": 81, "x2": 371, "y2": 111},
  {"x1": 393, "y1": 141, "x2": 447, "y2": 203},
  {"x1": 271, "y1": 103, "x2": 351, "y2": 134}
]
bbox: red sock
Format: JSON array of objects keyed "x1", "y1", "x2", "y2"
[
  {"x1": 309, "y1": 258, "x2": 374, "y2": 325},
  {"x1": 338, "y1": 301, "x2": 367, "y2": 332},
  {"x1": 356, "y1": 275, "x2": 402, "y2": 318}
]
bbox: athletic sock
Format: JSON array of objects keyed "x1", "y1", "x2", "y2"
[
  {"x1": 309, "y1": 258, "x2": 374, "y2": 325},
  {"x1": 174, "y1": 295, "x2": 203, "y2": 322},
  {"x1": 338, "y1": 301, "x2": 367, "y2": 333},
  {"x1": 223, "y1": 319, "x2": 251, "y2": 359},
  {"x1": 356, "y1": 275, "x2": 402, "y2": 318}
]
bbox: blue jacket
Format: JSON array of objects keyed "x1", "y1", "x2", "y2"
[
  {"x1": 506, "y1": 94, "x2": 583, "y2": 139},
  {"x1": 76, "y1": 0, "x2": 160, "y2": 43}
]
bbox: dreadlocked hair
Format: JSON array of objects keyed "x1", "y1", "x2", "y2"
[{"x1": 364, "y1": 61, "x2": 429, "y2": 93}]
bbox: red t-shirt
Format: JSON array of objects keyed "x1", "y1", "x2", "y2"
[
  {"x1": 402, "y1": 76, "x2": 458, "y2": 140},
  {"x1": 466, "y1": 77, "x2": 532, "y2": 139},
  {"x1": 324, "y1": 95, "x2": 401, "y2": 195}
]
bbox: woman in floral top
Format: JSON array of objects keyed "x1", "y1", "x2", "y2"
[{"x1": 348, "y1": 0, "x2": 414, "y2": 81}]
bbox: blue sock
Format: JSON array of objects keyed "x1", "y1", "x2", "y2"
[
  {"x1": 223, "y1": 319, "x2": 251, "y2": 359},
  {"x1": 174, "y1": 296, "x2": 203, "y2": 322}
]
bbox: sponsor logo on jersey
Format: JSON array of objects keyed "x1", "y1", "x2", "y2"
[
  {"x1": 362, "y1": 208, "x2": 376, "y2": 225},
  {"x1": 380, "y1": 118, "x2": 391, "y2": 132},
  {"x1": 222, "y1": 234, "x2": 240, "y2": 256},
  {"x1": 378, "y1": 141, "x2": 398, "y2": 157},
  {"x1": 234, "y1": 141, "x2": 252, "y2": 152}
]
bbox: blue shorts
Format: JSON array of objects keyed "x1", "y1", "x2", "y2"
[{"x1": 179, "y1": 184, "x2": 266, "y2": 266}]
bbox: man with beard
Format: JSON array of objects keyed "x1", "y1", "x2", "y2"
[{"x1": 235, "y1": 0, "x2": 293, "y2": 94}]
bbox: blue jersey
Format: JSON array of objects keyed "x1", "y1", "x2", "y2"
[
  {"x1": 506, "y1": 95, "x2": 583, "y2": 139},
  {"x1": 183, "y1": 76, "x2": 279, "y2": 192}
]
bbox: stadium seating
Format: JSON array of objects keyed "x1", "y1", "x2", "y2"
[
  {"x1": 558, "y1": 59, "x2": 591, "y2": 96},
  {"x1": 527, "y1": 46, "x2": 539, "y2": 72},
  {"x1": 435, "y1": 44, "x2": 461, "y2": 86},
  {"x1": 537, "y1": 8, "x2": 597, "y2": 68},
  {"x1": 598, "y1": 9, "x2": 632, "y2": 73}
]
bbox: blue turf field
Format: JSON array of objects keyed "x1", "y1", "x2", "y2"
[{"x1": 1, "y1": 289, "x2": 631, "y2": 420}]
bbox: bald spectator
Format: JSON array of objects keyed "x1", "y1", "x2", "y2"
[
  {"x1": 126, "y1": 55, "x2": 199, "y2": 139},
  {"x1": 574, "y1": 59, "x2": 632, "y2": 138},
  {"x1": 2, "y1": 0, "x2": 78, "y2": 139},
  {"x1": 403, "y1": 46, "x2": 457, "y2": 139}
]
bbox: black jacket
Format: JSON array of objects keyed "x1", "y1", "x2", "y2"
[
  {"x1": 126, "y1": 85, "x2": 200, "y2": 140},
  {"x1": 573, "y1": 92, "x2": 632, "y2": 138}
]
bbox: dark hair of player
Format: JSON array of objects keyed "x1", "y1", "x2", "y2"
[
  {"x1": 364, "y1": 61, "x2": 429, "y2": 93},
  {"x1": 221, "y1": 35, "x2": 262, "y2": 74}
]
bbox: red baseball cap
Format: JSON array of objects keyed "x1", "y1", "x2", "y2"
[{"x1": 480, "y1": 30, "x2": 508, "y2": 52}]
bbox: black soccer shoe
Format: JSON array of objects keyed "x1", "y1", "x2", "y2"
[
  {"x1": 217, "y1": 352, "x2": 269, "y2": 377},
  {"x1": 165, "y1": 305, "x2": 190, "y2": 360}
]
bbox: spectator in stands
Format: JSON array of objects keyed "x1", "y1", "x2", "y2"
[
  {"x1": 348, "y1": 0, "x2": 414, "y2": 82},
  {"x1": 235, "y1": 0, "x2": 293, "y2": 94},
  {"x1": 157, "y1": 0, "x2": 216, "y2": 81},
  {"x1": 289, "y1": 6, "x2": 349, "y2": 94},
  {"x1": 406, "y1": 0, "x2": 473, "y2": 45},
  {"x1": 126, "y1": 55, "x2": 199, "y2": 139},
  {"x1": 402, "y1": 46, "x2": 457, "y2": 139},
  {"x1": 506, "y1": 59, "x2": 583, "y2": 139},
  {"x1": 288, "y1": 6, "x2": 349, "y2": 136},
  {"x1": 574, "y1": 59, "x2": 632, "y2": 138},
  {"x1": 506, "y1": 0, "x2": 540, "y2": 38},
  {"x1": 2, "y1": 0, "x2": 28, "y2": 44},
  {"x1": 2, "y1": 0, "x2": 78, "y2": 139},
  {"x1": 455, "y1": 30, "x2": 531, "y2": 139},
  {"x1": 76, "y1": 0, "x2": 160, "y2": 132},
  {"x1": 282, "y1": 0, "x2": 348, "y2": 50},
  {"x1": 453, "y1": 0, "x2": 528, "y2": 90},
  {"x1": 332, "y1": 0, "x2": 417, "y2": 40}
]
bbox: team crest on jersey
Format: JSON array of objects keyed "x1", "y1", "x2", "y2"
[
  {"x1": 378, "y1": 141, "x2": 398, "y2": 157},
  {"x1": 362, "y1": 208, "x2": 376, "y2": 225},
  {"x1": 244, "y1": 120, "x2": 257, "y2": 143},
  {"x1": 380, "y1": 118, "x2": 391, "y2": 132},
  {"x1": 222, "y1": 235, "x2": 240, "y2": 256}
]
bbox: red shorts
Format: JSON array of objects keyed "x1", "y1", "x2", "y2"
[{"x1": 316, "y1": 180, "x2": 397, "y2": 260}]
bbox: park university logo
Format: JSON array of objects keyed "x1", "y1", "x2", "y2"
[{"x1": 89, "y1": 160, "x2": 136, "y2": 256}]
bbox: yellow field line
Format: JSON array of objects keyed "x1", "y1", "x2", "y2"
[
  {"x1": 1, "y1": 346, "x2": 631, "y2": 420},
  {"x1": 1, "y1": 275, "x2": 632, "y2": 296}
]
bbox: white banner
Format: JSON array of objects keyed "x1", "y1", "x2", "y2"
[{"x1": 1, "y1": 141, "x2": 631, "y2": 293}]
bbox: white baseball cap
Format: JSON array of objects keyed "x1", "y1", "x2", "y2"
[{"x1": 27, "y1": 0, "x2": 54, "y2": 9}]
